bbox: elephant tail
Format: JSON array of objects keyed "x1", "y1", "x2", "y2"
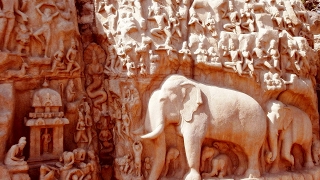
[{"x1": 140, "y1": 123, "x2": 164, "y2": 139}]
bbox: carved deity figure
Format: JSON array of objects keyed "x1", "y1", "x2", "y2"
[
  {"x1": 188, "y1": 12, "x2": 204, "y2": 35},
  {"x1": 296, "y1": 40, "x2": 310, "y2": 77},
  {"x1": 75, "y1": 110, "x2": 89, "y2": 143},
  {"x1": 116, "y1": 12, "x2": 137, "y2": 37},
  {"x1": 240, "y1": 0, "x2": 255, "y2": 33},
  {"x1": 168, "y1": 13, "x2": 182, "y2": 39},
  {"x1": 266, "y1": 0, "x2": 284, "y2": 29},
  {"x1": 42, "y1": 128, "x2": 52, "y2": 153},
  {"x1": 87, "y1": 150, "x2": 100, "y2": 180},
  {"x1": 0, "y1": 0, "x2": 28, "y2": 52},
  {"x1": 133, "y1": 141, "x2": 143, "y2": 177},
  {"x1": 84, "y1": 102, "x2": 93, "y2": 146},
  {"x1": 15, "y1": 23, "x2": 31, "y2": 54},
  {"x1": 66, "y1": 79, "x2": 76, "y2": 102},
  {"x1": 179, "y1": 41, "x2": 192, "y2": 62},
  {"x1": 224, "y1": 40, "x2": 242, "y2": 74},
  {"x1": 252, "y1": 40, "x2": 268, "y2": 69},
  {"x1": 194, "y1": 42, "x2": 208, "y2": 63},
  {"x1": 56, "y1": 151, "x2": 75, "y2": 171},
  {"x1": 4, "y1": 137, "x2": 27, "y2": 166},
  {"x1": 223, "y1": 1, "x2": 241, "y2": 34},
  {"x1": 148, "y1": 5, "x2": 170, "y2": 40},
  {"x1": 241, "y1": 43, "x2": 254, "y2": 77},
  {"x1": 50, "y1": 46, "x2": 65, "y2": 73},
  {"x1": 98, "y1": 0, "x2": 117, "y2": 31},
  {"x1": 62, "y1": 39, "x2": 81, "y2": 75},
  {"x1": 33, "y1": 3, "x2": 59, "y2": 58},
  {"x1": 267, "y1": 39, "x2": 281, "y2": 72},
  {"x1": 205, "y1": 12, "x2": 217, "y2": 37}
]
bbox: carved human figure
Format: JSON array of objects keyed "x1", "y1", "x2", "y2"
[
  {"x1": 163, "y1": 147, "x2": 180, "y2": 177},
  {"x1": 143, "y1": 157, "x2": 152, "y2": 177},
  {"x1": 148, "y1": 6, "x2": 170, "y2": 40},
  {"x1": 133, "y1": 141, "x2": 143, "y2": 177},
  {"x1": 116, "y1": 12, "x2": 137, "y2": 37},
  {"x1": 87, "y1": 150, "x2": 100, "y2": 180},
  {"x1": 33, "y1": 3, "x2": 59, "y2": 57},
  {"x1": 121, "y1": 104, "x2": 131, "y2": 137},
  {"x1": 168, "y1": 13, "x2": 182, "y2": 39},
  {"x1": 115, "y1": 154, "x2": 132, "y2": 174},
  {"x1": 98, "y1": 0, "x2": 117, "y2": 31},
  {"x1": 241, "y1": 43, "x2": 254, "y2": 77},
  {"x1": 194, "y1": 42, "x2": 208, "y2": 63},
  {"x1": 179, "y1": 41, "x2": 192, "y2": 62},
  {"x1": 50, "y1": 46, "x2": 65, "y2": 73},
  {"x1": 4, "y1": 137, "x2": 27, "y2": 166},
  {"x1": 299, "y1": 23, "x2": 313, "y2": 48},
  {"x1": 83, "y1": 102, "x2": 93, "y2": 146},
  {"x1": 62, "y1": 39, "x2": 81, "y2": 75},
  {"x1": 204, "y1": 12, "x2": 217, "y2": 37},
  {"x1": 0, "y1": 0, "x2": 28, "y2": 52},
  {"x1": 207, "y1": 47, "x2": 219, "y2": 63},
  {"x1": 42, "y1": 128, "x2": 52, "y2": 153},
  {"x1": 56, "y1": 151, "x2": 75, "y2": 171},
  {"x1": 135, "y1": 33, "x2": 152, "y2": 65},
  {"x1": 223, "y1": 1, "x2": 241, "y2": 34},
  {"x1": 240, "y1": 0, "x2": 255, "y2": 33},
  {"x1": 267, "y1": 39, "x2": 281, "y2": 72},
  {"x1": 99, "y1": 129, "x2": 114, "y2": 152},
  {"x1": 188, "y1": 12, "x2": 204, "y2": 35},
  {"x1": 39, "y1": 165, "x2": 57, "y2": 180},
  {"x1": 224, "y1": 40, "x2": 242, "y2": 75},
  {"x1": 252, "y1": 40, "x2": 268, "y2": 69},
  {"x1": 284, "y1": 40, "x2": 299, "y2": 74},
  {"x1": 267, "y1": 0, "x2": 284, "y2": 29},
  {"x1": 66, "y1": 79, "x2": 76, "y2": 102},
  {"x1": 296, "y1": 40, "x2": 310, "y2": 77},
  {"x1": 74, "y1": 110, "x2": 89, "y2": 143},
  {"x1": 15, "y1": 23, "x2": 31, "y2": 54}
]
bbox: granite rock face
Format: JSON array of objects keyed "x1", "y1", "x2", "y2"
[{"x1": 0, "y1": 0, "x2": 320, "y2": 179}]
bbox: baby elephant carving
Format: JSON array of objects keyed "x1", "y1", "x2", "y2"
[
  {"x1": 202, "y1": 153, "x2": 233, "y2": 178},
  {"x1": 200, "y1": 146, "x2": 233, "y2": 178}
]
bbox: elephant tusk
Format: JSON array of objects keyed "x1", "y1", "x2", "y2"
[{"x1": 140, "y1": 124, "x2": 164, "y2": 139}]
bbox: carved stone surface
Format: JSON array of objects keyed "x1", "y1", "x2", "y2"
[{"x1": 0, "y1": 0, "x2": 320, "y2": 180}]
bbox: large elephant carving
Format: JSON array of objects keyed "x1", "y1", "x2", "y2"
[
  {"x1": 140, "y1": 75, "x2": 266, "y2": 180},
  {"x1": 266, "y1": 100, "x2": 314, "y2": 172}
]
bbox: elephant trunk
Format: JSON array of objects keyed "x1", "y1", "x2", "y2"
[
  {"x1": 140, "y1": 123, "x2": 164, "y2": 139},
  {"x1": 268, "y1": 123, "x2": 278, "y2": 163},
  {"x1": 148, "y1": 132, "x2": 166, "y2": 180}
]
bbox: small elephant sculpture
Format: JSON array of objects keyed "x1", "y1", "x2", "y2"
[
  {"x1": 202, "y1": 153, "x2": 233, "y2": 178},
  {"x1": 163, "y1": 147, "x2": 180, "y2": 176},
  {"x1": 141, "y1": 75, "x2": 266, "y2": 180},
  {"x1": 200, "y1": 146, "x2": 219, "y2": 172},
  {"x1": 266, "y1": 100, "x2": 313, "y2": 172}
]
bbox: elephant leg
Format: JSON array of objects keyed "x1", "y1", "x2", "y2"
[
  {"x1": 281, "y1": 133, "x2": 294, "y2": 166},
  {"x1": 233, "y1": 149, "x2": 247, "y2": 175},
  {"x1": 183, "y1": 135, "x2": 202, "y2": 180},
  {"x1": 148, "y1": 133, "x2": 166, "y2": 180},
  {"x1": 303, "y1": 142, "x2": 314, "y2": 168},
  {"x1": 243, "y1": 146, "x2": 261, "y2": 178},
  {"x1": 201, "y1": 159, "x2": 218, "y2": 178}
]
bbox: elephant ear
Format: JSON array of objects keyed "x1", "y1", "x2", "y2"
[{"x1": 179, "y1": 83, "x2": 203, "y2": 122}]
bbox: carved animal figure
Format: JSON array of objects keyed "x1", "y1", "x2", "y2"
[
  {"x1": 202, "y1": 153, "x2": 233, "y2": 178},
  {"x1": 163, "y1": 147, "x2": 180, "y2": 176},
  {"x1": 266, "y1": 100, "x2": 313, "y2": 172},
  {"x1": 200, "y1": 146, "x2": 219, "y2": 172},
  {"x1": 141, "y1": 75, "x2": 266, "y2": 180},
  {"x1": 4, "y1": 62, "x2": 29, "y2": 78}
]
